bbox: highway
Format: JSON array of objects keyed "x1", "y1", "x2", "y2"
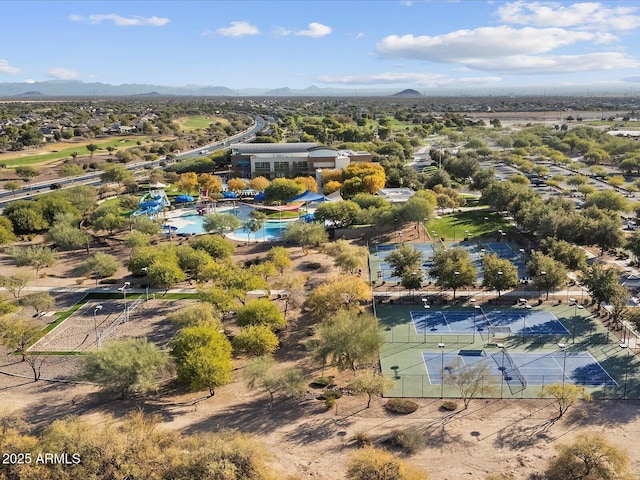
[{"x1": 0, "y1": 115, "x2": 265, "y2": 208}]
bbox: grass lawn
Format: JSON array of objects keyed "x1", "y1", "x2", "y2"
[
  {"x1": 176, "y1": 115, "x2": 229, "y2": 131},
  {"x1": 0, "y1": 136, "x2": 158, "y2": 167},
  {"x1": 425, "y1": 210, "x2": 516, "y2": 240}
]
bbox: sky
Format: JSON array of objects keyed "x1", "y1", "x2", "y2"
[{"x1": 1, "y1": 0, "x2": 640, "y2": 92}]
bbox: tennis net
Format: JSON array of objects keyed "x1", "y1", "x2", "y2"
[{"x1": 493, "y1": 349, "x2": 527, "y2": 389}]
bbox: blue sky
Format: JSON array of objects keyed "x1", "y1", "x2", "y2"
[{"x1": 1, "y1": 1, "x2": 639, "y2": 91}]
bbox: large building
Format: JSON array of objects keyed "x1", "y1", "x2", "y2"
[{"x1": 230, "y1": 142, "x2": 373, "y2": 179}]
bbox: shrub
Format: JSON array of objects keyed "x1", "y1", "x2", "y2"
[
  {"x1": 350, "y1": 432, "x2": 373, "y2": 448},
  {"x1": 311, "y1": 376, "x2": 335, "y2": 388},
  {"x1": 441, "y1": 400, "x2": 458, "y2": 411},
  {"x1": 324, "y1": 396, "x2": 336, "y2": 409},
  {"x1": 321, "y1": 389, "x2": 343, "y2": 400},
  {"x1": 389, "y1": 428, "x2": 425, "y2": 454},
  {"x1": 385, "y1": 399, "x2": 419, "y2": 414},
  {"x1": 99, "y1": 278, "x2": 118, "y2": 284}
]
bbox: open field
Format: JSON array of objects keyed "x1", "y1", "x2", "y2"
[
  {"x1": 426, "y1": 210, "x2": 516, "y2": 241},
  {"x1": 0, "y1": 135, "x2": 161, "y2": 167},
  {"x1": 175, "y1": 115, "x2": 230, "y2": 131}
]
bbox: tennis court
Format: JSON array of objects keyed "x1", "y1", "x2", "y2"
[
  {"x1": 411, "y1": 309, "x2": 569, "y2": 337},
  {"x1": 422, "y1": 349, "x2": 616, "y2": 387}
]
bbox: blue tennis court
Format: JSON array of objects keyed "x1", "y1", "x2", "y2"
[
  {"x1": 423, "y1": 350, "x2": 616, "y2": 387},
  {"x1": 411, "y1": 309, "x2": 569, "y2": 336}
]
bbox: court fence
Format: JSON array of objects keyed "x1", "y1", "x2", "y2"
[{"x1": 382, "y1": 373, "x2": 634, "y2": 400}]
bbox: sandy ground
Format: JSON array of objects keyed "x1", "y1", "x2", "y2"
[{"x1": 2, "y1": 228, "x2": 640, "y2": 479}]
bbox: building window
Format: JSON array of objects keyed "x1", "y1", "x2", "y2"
[
  {"x1": 274, "y1": 161, "x2": 289, "y2": 171},
  {"x1": 254, "y1": 161, "x2": 270, "y2": 169}
]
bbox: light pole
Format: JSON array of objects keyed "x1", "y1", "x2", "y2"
[
  {"x1": 93, "y1": 305, "x2": 102, "y2": 348},
  {"x1": 620, "y1": 343, "x2": 630, "y2": 400},
  {"x1": 558, "y1": 343, "x2": 567, "y2": 387},
  {"x1": 453, "y1": 217, "x2": 457, "y2": 242},
  {"x1": 498, "y1": 343, "x2": 505, "y2": 399},
  {"x1": 573, "y1": 304, "x2": 584, "y2": 343},
  {"x1": 453, "y1": 271, "x2": 460, "y2": 302},
  {"x1": 141, "y1": 267, "x2": 149, "y2": 301},
  {"x1": 524, "y1": 304, "x2": 532, "y2": 342},
  {"x1": 118, "y1": 281, "x2": 131, "y2": 322},
  {"x1": 497, "y1": 271, "x2": 503, "y2": 298},
  {"x1": 519, "y1": 248, "x2": 526, "y2": 282},
  {"x1": 432, "y1": 230, "x2": 437, "y2": 243},
  {"x1": 422, "y1": 300, "x2": 430, "y2": 343},
  {"x1": 439, "y1": 342, "x2": 445, "y2": 399}
]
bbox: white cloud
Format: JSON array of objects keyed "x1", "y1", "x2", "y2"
[
  {"x1": 22, "y1": 79, "x2": 36, "y2": 84},
  {"x1": 0, "y1": 59, "x2": 20, "y2": 75},
  {"x1": 496, "y1": 1, "x2": 640, "y2": 30},
  {"x1": 466, "y1": 52, "x2": 640, "y2": 74},
  {"x1": 377, "y1": 26, "x2": 600, "y2": 62},
  {"x1": 216, "y1": 21, "x2": 260, "y2": 37},
  {"x1": 296, "y1": 22, "x2": 332, "y2": 37},
  {"x1": 47, "y1": 68, "x2": 82, "y2": 80},
  {"x1": 68, "y1": 14, "x2": 169, "y2": 27},
  {"x1": 315, "y1": 71, "x2": 501, "y2": 87}
]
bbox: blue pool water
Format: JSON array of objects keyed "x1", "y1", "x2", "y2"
[{"x1": 171, "y1": 214, "x2": 291, "y2": 241}]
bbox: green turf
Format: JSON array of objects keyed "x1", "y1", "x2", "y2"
[
  {"x1": 426, "y1": 210, "x2": 515, "y2": 241},
  {"x1": 1, "y1": 136, "x2": 156, "y2": 167}
]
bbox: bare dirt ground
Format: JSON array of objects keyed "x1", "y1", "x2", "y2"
[{"x1": 2, "y1": 220, "x2": 640, "y2": 478}]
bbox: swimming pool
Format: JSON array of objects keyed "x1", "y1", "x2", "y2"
[{"x1": 168, "y1": 213, "x2": 293, "y2": 241}]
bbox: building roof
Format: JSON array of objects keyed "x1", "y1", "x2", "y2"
[
  {"x1": 231, "y1": 142, "x2": 319, "y2": 154},
  {"x1": 377, "y1": 188, "x2": 416, "y2": 203}
]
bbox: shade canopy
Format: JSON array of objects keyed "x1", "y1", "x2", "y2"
[{"x1": 286, "y1": 190, "x2": 331, "y2": 203}]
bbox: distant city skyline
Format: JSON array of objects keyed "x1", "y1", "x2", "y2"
[{"x1": 1, "y1": 1, "x2": 639, "y2": 93}]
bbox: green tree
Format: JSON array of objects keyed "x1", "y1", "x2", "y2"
[
  {"x1": 166, "y1": 303, "x2": 221, "y2": 328},
  {"x1": 59, "y1": 163, "x2": 84, "y2": 177},
  {"x1": 346, "y1": 447, "x2": 431, "y2": 480},
  {"x1": 82, "y1": 338, "x2": 169, "y2": 398},
  {"x1": 124, "y1": 230, "x2": 150, "y2": 257},
  {"x1": 19, "y1": 291, "x2": 55, "y2": 315},
  {"x1": 481, "y1": 254, "x2": 519, "y2": 297},
  {"x1": 191, "y1": 234, "x2": 235, "y2": 259},
  {"x1": 314, "y1": 311, "x2": 382, "y2": 371},
  {"x1": 175, "y1": 245, "x2": 213, "y2": 278},
  {"x1": 527, "y1": 251, "x2": 567, "y2": 300},
  {"x1": 268, "y1": 246, "x2": 291, "y2": 274},
  {"x1": 539, "y1": 383, "x2": 590, "y2": 419},
  {"x1": 584, "y1": 189, "x2": 629, "y2": 212},
  {"x1": 386, "y1": 244, "x2": 423, "y2": 278},
  {"x1": 101, "y1": 164, "x2": 135, "y2": 185},
  {"x1": 171, "y1": 324, "x2": 233, "y2": 396},
  {"x1": 91, "y1": 204, "x2": 127, "y2": 236},
  {"x1": 283, "y1": 221, "x2": 328, "y2": 253},
  {"x1": 46, "y1": 217, "x2": 89, "y2": 252},
  {"x1": 86, "y1": 143, "x2": 99, "y2": 159},
  {"x1": 540, "y1": 238, "x2": 587, "y2": 271},
  {"x1": 79, "y1": 252, "x2": 121, "y2": 284},
  {"x1": 0, "y1": 271, "x2": 33, "y2": 298},
  {"x1": 346, "y1": 370, "x2": 395, "y2": 408},
  {"x1": 232, "y1": 325, "x2": 279, "y2": 356},
  {"x1": 147, "y1": 259, "x2": 187, "y2": 292},
  {"x1": 202, "y1": 212, "x2": 242, "y2": 235},
  {"x1": 236, "y1": 299, "x2": 286, "y2": 330},
  {"x1": 3, "y1": 180, "x2": 21, "y2": 196},
  {"x1": 10, "y1": 245, "x2": 57, "y2": 275},
  {"x1": 14, "y1": 166, "x2": 38, "y2": 185},
  {"x1": 130, "y1": 215, "x2": 161, "y2": 236},
  {"x1": 581, "y1": 263, "x2": 620, "y2": 310},
  {"x1": 443, "y1": 358, "x2": 495, "y2": 409},
  {"x1": 244, "y1": 355, "x2": 305, "y2": 412},
  {"x1": 0, "y1": 317, "x2": 42, "y2": 362},
  {"x1": 545, "y1": 433, "x2": 633, "y2": 480},
  {"x1": 264, "y1": 178, "x2": 305, "y2": 203},
  {"x1": 326, "y1": 239, "x2": 368, "y2": 274},
  {"x1": 609, "y1": 283, "x2": 630, "y2": 328},
  {"x1": 430, "y1": 247, "x2": 477, "y2": 301},
  {"x1": 304, "y1": 275, "x2": 371, "y2": 321},
  {"x1": 313, "y1": 201, "x2": 361, "y2": 228},
  {"x1": 398, "y1": 194, "x2": 434, "y2": 227}
]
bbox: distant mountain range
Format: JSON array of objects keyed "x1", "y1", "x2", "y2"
[{"x1": 0, "y1": 80, "x2": 635, "y2": 98}]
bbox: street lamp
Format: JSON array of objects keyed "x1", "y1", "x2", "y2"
[
  {"x1": 523, "y1": 304, "x2": 532, "y2": 342},
  {"x1": 497, "y1": 271, "x2": 503, "y2": 298},
  {"x1": 620, "y1": 343, "x2": 630, "y2": 400},
  {"x1": 439, "y1": 342, "x2": 445, "y2": 399},
  {"x1": 453, "y1": 271, "x2": 460, "y2": 302},
  {"x1": 558, "y1": 343, "x2": 567, "y2": 387},
  {"x1": 573, "y1": 304, "x2": 584, "y2": 343},
  {"x1": 497, "y1": 343, "x2": 505, "y2": 399},
  {"x1": 432, "y1": 230, "x2": 437, "y2": 243},
  {"x1": 93, "y1": 305, "x2": 102, "y2": 348},
  {"x1": 118, "y1": 281, "x2": 131, "y2": 322},
  {"x1": 519, "y1": 248, "x2": 526, "y2": 282},
  {"x1": 141, "y1": 267, "x2": 149, "y2": 301}
]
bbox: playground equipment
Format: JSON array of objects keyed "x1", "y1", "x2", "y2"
[{"x1": 133, "y1": 190, "x2": 170, "y2": 216}]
